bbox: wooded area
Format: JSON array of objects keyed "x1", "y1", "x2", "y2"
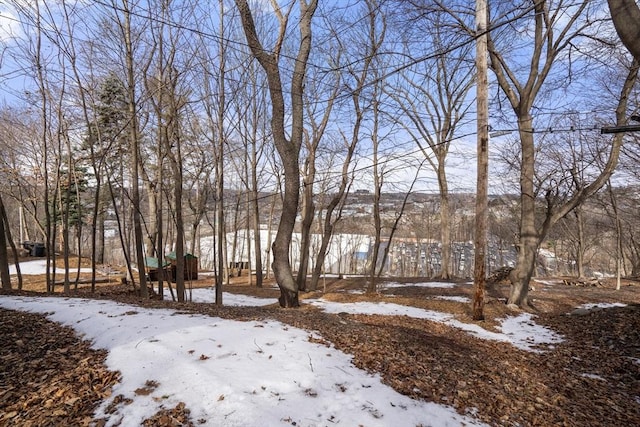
[{"x1": 0, "y1": 0, "x2": 638, "y2": 311}]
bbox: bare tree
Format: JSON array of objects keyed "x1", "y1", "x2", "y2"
[
  {"x1": 296, "y1": 67, "x2": 340, "y2": 292},
  {"x1": 9, "y1": 0, "x2": 61, "y2": 293},
  {"x1": 487, "y1": 1, "x2": 639, "y2": 307},
  {"x1": 385, "y1": 8, "x2": 475, "y2": 280},
  {"x1": 117, "y1": 0, "x2": 148, "y2": 298},
  {"x1": 60, "y1": 1, "x2": 105, "y2": 291},
  {"x1": 243, "y1": 64, "x2": 270, "y2": 288},
  {"x1": 235, "y1": 0, "x2": 318, "y2": 307},
  {"x1": 213, "y1": 0, "x2": 228, "y2": 305}
]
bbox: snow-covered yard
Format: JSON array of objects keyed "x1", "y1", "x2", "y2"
[
  {"x1": 0, "y1": 295, "x2": 486, "y2": 427},
  {"x1": 3, "y1": 262, "x2": 637, "y2": 426}
]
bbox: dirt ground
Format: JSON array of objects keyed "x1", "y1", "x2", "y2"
[{"x1": 1, "y1": 262, "x2": 639, "y2": 426}]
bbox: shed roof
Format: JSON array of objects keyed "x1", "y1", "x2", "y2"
[
  {"x1": 145, "y1": 257, "x2": 171, "y2": 269},
  {"x1": 165, "y1": 251, "x2": 198, "y2": 260}
]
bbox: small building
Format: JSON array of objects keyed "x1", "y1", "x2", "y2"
[
  {"x1": 144, "y1": 257, "x2": 171, "y2": 282},
  {"x1": 22, "y1": 241, "x2": 45, "y2": 257},
  {"x1": 166, "y1": 252, "x2": 199, "y2": 281}
]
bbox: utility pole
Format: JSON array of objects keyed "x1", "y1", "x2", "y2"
[
  {"x1": 601, "y1": 115, "x2": 640, "y2": 133},
  {"x1": 473, "y1": 0, "x2": 488, "y2": 321}
]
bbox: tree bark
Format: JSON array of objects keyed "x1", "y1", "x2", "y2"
[
  {"x1": 215, "y1": 0, "x2": 227, "y2": 304},
  {"x1": 0, "y1": 194, "x2": 11, "y2": 290},
  {"x1": 438, "y1": 164, "x2": 452, "y2": 279},
  {"x1": 473, "y1": 0, "x2": 488, "y2": 320},
  {"x1": 0, "y1": 195, "x2": 21, "y2": 289},
  {"x1": 507, "y1": 113, "x2": 538, "y2": 306},
  {"x1": 235, "y1": 0, "x2": 318, "y2": 307},
  {"x1": 574, "y1": 208, "x2": 585, "y2": 278},
  {"x1": 608, "y1": 0, "x2": 640, "y2": 60},
  {"x1": 120, "y1": 0, "x2": 148, "y2": 298},
  {"x1": 368, "y1": 82, "x2": 383, "y2": 294},
  {"x1": 485, "y1": 1, "x2": 629, "y2": 307},
  {"x1": 250, "y1": 137, "x2": 263, "y2": 288},
  {"x1": 296, "y1": 160, "x2": 314, "y2": 291}
]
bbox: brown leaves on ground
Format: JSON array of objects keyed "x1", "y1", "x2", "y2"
[
  {"x1": 1, "y1": 276, "x2": 639, "y2": 426},
  {"x1": 141, "y1": 402, "x2": 195, "y2": 427},
  {"x1": 0, "y1": 308, "x2": 119, "y2": 427}
]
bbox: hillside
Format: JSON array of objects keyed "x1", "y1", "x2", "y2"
[{"x1": 1, "y1": 272, "x2": 639, "y2": 426}]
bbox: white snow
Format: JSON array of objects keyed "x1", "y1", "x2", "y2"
[
  {"x1": 0, "y1": 262, "x2": 566, "y2": 424},
  {"x1": 434, "y1": 296, "x2": 471, "y2": 303},
  {"x1": 0, "y1": 295, "x2": 487, "y2": 427},
  {"x1": 580, "y1": 373, "x2": 606, "y2": 381},
  {"x1": 499, "y1": 313, "x2": 564, "y2": 351},
  {"x1": 576, "y1": 302, "x2": 627, "y2": 310},
  {"x1": 569, "y1": 302, "x2": 628, "y2": 316},
  {"x1": 9, "y1": 259, "x2": 94, "y2": 275},
  {"x1": 174, "y1": 287, "x2": 562, "y2": 352},
  {"x1": 307, "y1": 299, "x2": 563, "y2": 352},
  {"x1": 381, "y1": 281, "x2": 457, "y2": 289},
  {"x1": 168, "y1": 288, "x2": 274, "y2": 307}
]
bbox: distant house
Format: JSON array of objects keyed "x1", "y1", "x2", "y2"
[
  {"x1": 166, "y1": 252, "x2": 199, "y2": 281},
  {"x1": 144, "y1": 257, "x2": 171, "y2": 282}
]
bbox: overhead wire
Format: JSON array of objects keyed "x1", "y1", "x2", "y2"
[
  {"x1": 1, "y1": 0, "x2": 610, "y2": 124},
  {"x1": 0, "y1": 0, "x2": 630, "y2": 203}
]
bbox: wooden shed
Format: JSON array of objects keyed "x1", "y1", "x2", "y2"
[
  {"x1": 166, "y1": 251, "x2": 199, "y2": 281},
  {"x1": 144, "y1": 257, "x2": 171, "y2": 282}
]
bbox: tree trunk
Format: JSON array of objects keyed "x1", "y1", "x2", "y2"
[
  {"x1": 375, "y1": 173, "x2": 421, "y2": 279},
  {"x1": 369, "y1": 174, "x2": 382, "y2": 291},
  {"x1": 508, "y1": 235, "x2": 538, "y2": 307},
  {"x1": 608, "y1": 183, "x2": 623, "y2": 290},
  {"x1": 0, "y1": 194, "x2": 11, "y2": 290},
  {"x1": 171, "y1": 146, "x2": 185, "y2": 302},
  {"x1": 265, "y1": 191, "x2": 277, "y2": 280},
  {"x1": 90, "y1": 179, "x2": 101, "y2": 292},
  {"x1": 309, "y1": 220, "x2": 334, "y2": 291},
  {"x1": 629, "y1": 236, "x2": 640, "y2": 277},
  {"x1": 486, "y1": 2, "x2": 638, "y2": 308},
  {"x1": 272, "y1": 156, "x2": 301, "y2": 307},
  {"x1": 368, "y1": 83, "x2": 382, "y2": 294},
  {"x1": 97, "y1": 194, "x2": 105, "y2": 264},
  {"x1": 508, "y1": 115, "x2": 538, "y2": 307},
  {"x1": 308, "y1": 149, "x2": 355, "y2": 291},
  {"x1": 438, "y1": 164, "x2": 451, "y2": 280},
  {"x1": 296, "y1": 160, "x2": 315, "y2": 291},
  {"x1": 608, "y1": 0, "x2": 640, "y2": 60},
  {"x1": 251, "y1": 156, "x2": 263, "y2": 288},
  {"x1": 235, "y1": 0, "x2": 318, "y2": 308},
  {"x1": 473, "y1": 0, "x2": 488, "y2": 320},
  {"x1": 230, "y1": 195, "x2": 240, "y2": 280},
  {"x1": 122, "y1": 0, "x2": 148, "y2": 298},
  {"x1": 575, "y1": 208, "x2": 585, "y2": 278},
  {"x1": 0, "y1": 196, "x2": 22, "y2": 289},
  {"x1": 144, "y1": 179, "x2": 159, "y2": 257},
  {"x1": 215, "y1": 0, "x2": 226, "y2": 305}
]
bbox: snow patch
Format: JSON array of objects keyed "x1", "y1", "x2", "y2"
[
  {"x1": 9, "y1": 259, "x2": 94, "y2": 275},
  {"x1": 164, "y1": 288, "x2": 274, "y2": 307},
  {"x1": 381, "y1": 281, "x2": 456, "y2": 289},
  {"x1": 308, "y1": 299, "x2": 563, "y2": 352},
  {"x1": 576, "y1": 302, "x2": 627, "y2": 310},
  {"x1": 581, "y1": 373, "x2": 606, "y2": 381},
  {"x1": 0, "y1": 295, "x2": 487, "y2": 427},
  {"x1": 434, "y1": 296, "x2": 471, "y2": 303}
]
